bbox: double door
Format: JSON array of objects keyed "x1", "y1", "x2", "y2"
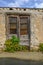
[{"x1": 7, "y1": 15, "x2": 30, "y2": 46}]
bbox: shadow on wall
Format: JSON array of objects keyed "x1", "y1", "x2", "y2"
[{"x1": 0, "y1": 57, "x2": 43, "y2": 65}]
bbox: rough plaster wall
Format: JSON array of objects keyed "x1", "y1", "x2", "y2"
[
  {"x1": 0, "y1": 13, "x2": 6, "y2": 48},
  {"x1": 30, "y1": 12, "x2": 43, "y2": 48},
  {"x1": 42, "y1": 15, "x2": 43, "y2": 42}
]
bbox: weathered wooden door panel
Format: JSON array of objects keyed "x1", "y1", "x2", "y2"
[{"x1": 20, "y1": 16, "x2": 29, "y2": 45}]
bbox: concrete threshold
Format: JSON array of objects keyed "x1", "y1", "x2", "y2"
[{"x1": 0, "y1": 52, "x2": 43, "y2": 61}]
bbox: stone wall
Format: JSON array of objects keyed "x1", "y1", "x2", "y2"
[
  {"x1": 30, "y1": 12, "x2": 43, "y2": 49},
  {"x1": 0, "y1": 8, "x2": 43, "y2": 50},
  {"x1": 0, "y1": 13, "x2": 6, "y2": 49}
]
